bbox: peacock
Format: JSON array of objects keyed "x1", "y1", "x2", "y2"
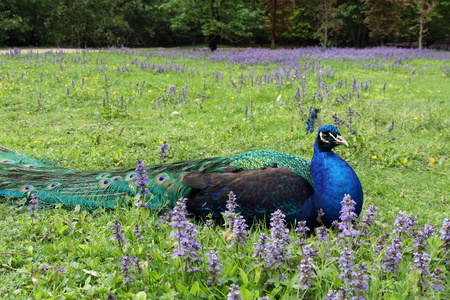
[{"x1": 0, "y1": 123, "x2": 363, "y2": 227}]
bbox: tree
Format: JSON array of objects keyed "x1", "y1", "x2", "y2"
[
  {"x1": 280, "y1": 0, "x2": 316, "y2": 45},
  {"x1": 409, "y1": 0, "x2": 437, "y2": 49},
  {"x1": 313, "y1": 0, "x2": 343, "y2": 47},
  {"x1": 261, "y1": 0, "x2": 295, "y2": 49},
  {"x1": 165, "y1": 0, "x2": 261, "y2": 51},
  {"x1": 337, "y1": 0, "x2": 370, "y2": 48},
  {"x1": 362, "y1": 0, "x2": 407, "y2": 44}
]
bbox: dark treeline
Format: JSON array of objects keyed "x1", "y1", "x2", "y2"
[{"x1": 0, "y1": 0, "x2": 448, "y2": 50}]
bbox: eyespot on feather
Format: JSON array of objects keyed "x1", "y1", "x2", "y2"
[
  {"x1": 125, "y1": 172, "x2": 137, "y2": 181},
  {"x1": 95, "y1": 173, "x2": 110, "y2": 180},
  {"x1": 198, "y1": 161, "x2": 211, "y2": 172},
  {"x1": 179, "y1": 172, "x2": 188, "y2": 182},
  {"x1": 155, "y1": 173, "x2": 171, "y2": 187},
  {"x1": 24, "y1": 164, "x2": 39, "y2": 168},
  {"x1": 182, "y1": 164, "x2": 194, "y2": 171},
  {"x1": 1, "y1": 159, "x2": 14, "y2": 163},
  {"x1": 112, "y1": 176, "x2": 122, "y2": 182},
  {"x1": 46, "y1": 182, "x2": 60, "y2": 189},
  {"x1": 99, "y1": 178, "x2": 113, "y2": 188},
  {"x1": 20, "y1": 185, "x2": 34, "y2": 193}
]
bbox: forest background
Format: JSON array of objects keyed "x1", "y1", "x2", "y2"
[{"x1": 1, "y1": 0, "x2": 449, "y2": 51}]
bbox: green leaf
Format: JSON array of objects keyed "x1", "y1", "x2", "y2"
[
  {"x1": 254, "y1": 266, "x2": 262, "y2": 284},
  {"x1": 175, "y1": 282, "x2": 189, "y2": 296},
  {"x1": 132, "y1": 291, "x2": 147, "y2": 300},
  {"x1": 240, "y1": 287, "x2": 251, "y2": 300},
  {"x1": 190, "y1": 281, "x2": 200, "y2": 296},
  {"x1": 239, "y1": 268, "x2": 248, "y2": 287},
  {"x1": 77, "y1": 244, "x2": 91, "y2": 255}
]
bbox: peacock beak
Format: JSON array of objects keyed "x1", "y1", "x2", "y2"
[{"x1": 334, "y1": 135, "x2": 349, "y2": 147}]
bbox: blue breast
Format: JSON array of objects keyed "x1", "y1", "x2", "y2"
[{"x1": 311, "y1": 149, "x2": 363, "y2": 227}]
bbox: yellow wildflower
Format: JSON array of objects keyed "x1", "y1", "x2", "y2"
[
  {"x1": 372, "y1": 156, "x2": 377, "y2": 159},
  {"x1": 429, "y1": 158, "x2": 436, "y2": 163}
]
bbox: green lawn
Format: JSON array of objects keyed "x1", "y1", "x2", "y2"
[{"x1": 0, "y1": 47, "x2": 449, "y2": 299}]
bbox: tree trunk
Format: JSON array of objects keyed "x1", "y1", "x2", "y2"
[
  {"x1": 208, "y1": 35, "x2": 218, "y2": 51},
  {"x1": 271, "y1": 37, "x2": 275, "y2": 49},
  {"x1": 419, "y1": 20, "x2": 423, "y2": 50}
]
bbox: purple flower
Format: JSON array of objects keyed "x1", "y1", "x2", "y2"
[
  {"x1": 266, "y1": 210, "x2": 291, "y2": 269},
  {"x1": 297, "y1": 258, "x2": 315, "y2": 291},
  {"x1": 303, "y1": 244, "x2": 317, "y2": 259},
  {"x1": 232, "y1": 215, "x2": 249, "y2": 247},
  {"x1": 133, "y1": 223, "x2": 143, "y2": 242},
  {"x1": 323, "y1": 290, "x2": 340, "y2": 300},
  {"x1": 111, "y1": 219, "x2": 126, "y2": 248},
  {"x1": 332, "y1": 113, "x2": 345, "y2": 129},
  {"x1": 159, "y1": 141, "x2": 169, "y2": 163},
  {"x1": 227, "y1": 284, "x2": 242, "y2": 300},
  {"x1": 388, "y1": 121, "x2": 394, "y2": 132},
  {"x1": 41, "y1": 264, "x2": 51, "y2": 275},
  {"x1": 349, "y1": 265, "x2": 370, "y2": 299},
  {"x1": 430, "y1": 268, "x2": 446, "y2": 292},
  {"x1": 253, "y1": 233, "x2": 269, "y2": 263},
  {"x1": 413, "y1": 224, "x2": 436, "y2": 251},
  {"x1": 338, "y1": 194, "x2": 359, "y2": 239},
  {"x1": 393, "y1": 211, "x2": 418, "y2": 237},
  {"x1": 120, "y1": 255, "x2": 134, "y2": 283},
  {"x1": 28, "y1": 190, "x2": 39, "y2": 220},
  {"x1": 338, "y1": 247, "x2": 355, "y2": 283},
  {"x1": 373, "y1": 232, "x2": 391, "y2": 256},
  {"x1": 295, "y1": 221, "x2": 310, "y2": 248},
  {"x1": 440, "y1": 218, "x2": 450, "y2": 250},
  {"x1": 168, "y1": 85, "x2": 176, "y2": 96},
  {"x1": 224, "y1": 191, "x2": 238, "y2": 230},
  {"x1": 133, "y1": 257, "x2": 143, "y2": 272},
  {"x1": 205, "y1": 249, "x2": 222, "y2": 286},
  {"x1": 358, "y1": 203, "x2": 378, "y2": 237},
  {"x1": 413, "y1": 252, "x2": 430, "y2": 275},
  {"x1": 135, "y1": 159, "x2": 149, "y2": 197},
  {"x1": 316, "y1": 226, "x2": 329, "y2": 247},
  {"x1": 171, "y1": 198, "x2": 202, "y2": 272},
  {"x1": 381, "y1": 236, "x2": 403, "y2": 274}
]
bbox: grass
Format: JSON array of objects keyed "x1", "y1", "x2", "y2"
[{"x1": 0, "y1": 47, "x2": 449, "y2": 299}]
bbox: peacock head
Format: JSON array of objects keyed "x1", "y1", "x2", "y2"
[{"x1": 315, "y1": 125, "x2": 348, "y2": 152}]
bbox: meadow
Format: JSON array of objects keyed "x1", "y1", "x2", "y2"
[{"x1": 0, "y1": 46, "x2": 449, "y2": 299}]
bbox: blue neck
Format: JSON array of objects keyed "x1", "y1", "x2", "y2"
[{"x1": 310, "y1": 142, "x2": 363, "y2": 227}]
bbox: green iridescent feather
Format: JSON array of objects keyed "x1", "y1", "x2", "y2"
[{"x1": 0, "y1": 146, "x2": 311, "y2": 215}]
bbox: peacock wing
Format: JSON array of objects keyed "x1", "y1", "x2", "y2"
[{"x1": 182, "y1": 167, "x2": 314, "y2": 221}]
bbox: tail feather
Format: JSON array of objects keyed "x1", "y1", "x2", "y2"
[{"x1": 1, "y1": 146, "x2": 314, "y2": 221}]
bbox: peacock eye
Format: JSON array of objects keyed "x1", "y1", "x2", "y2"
[
  {"x1": 51, "y1": 183, "x2": 58, "y2": 187},
  {"x1": 159, "y1": 176, "x2": 165, "y2": 181},
  {"x1": 103, "y1": 179, "x2": 110, "y2": 185}
]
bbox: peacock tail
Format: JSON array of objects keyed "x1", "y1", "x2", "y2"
[
  {"x1": 0, "y1": 122, "x2": 363, "y2": 227},
  {"x1": 0, "y1": 146, "x2": 313, "y2": 217}
]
